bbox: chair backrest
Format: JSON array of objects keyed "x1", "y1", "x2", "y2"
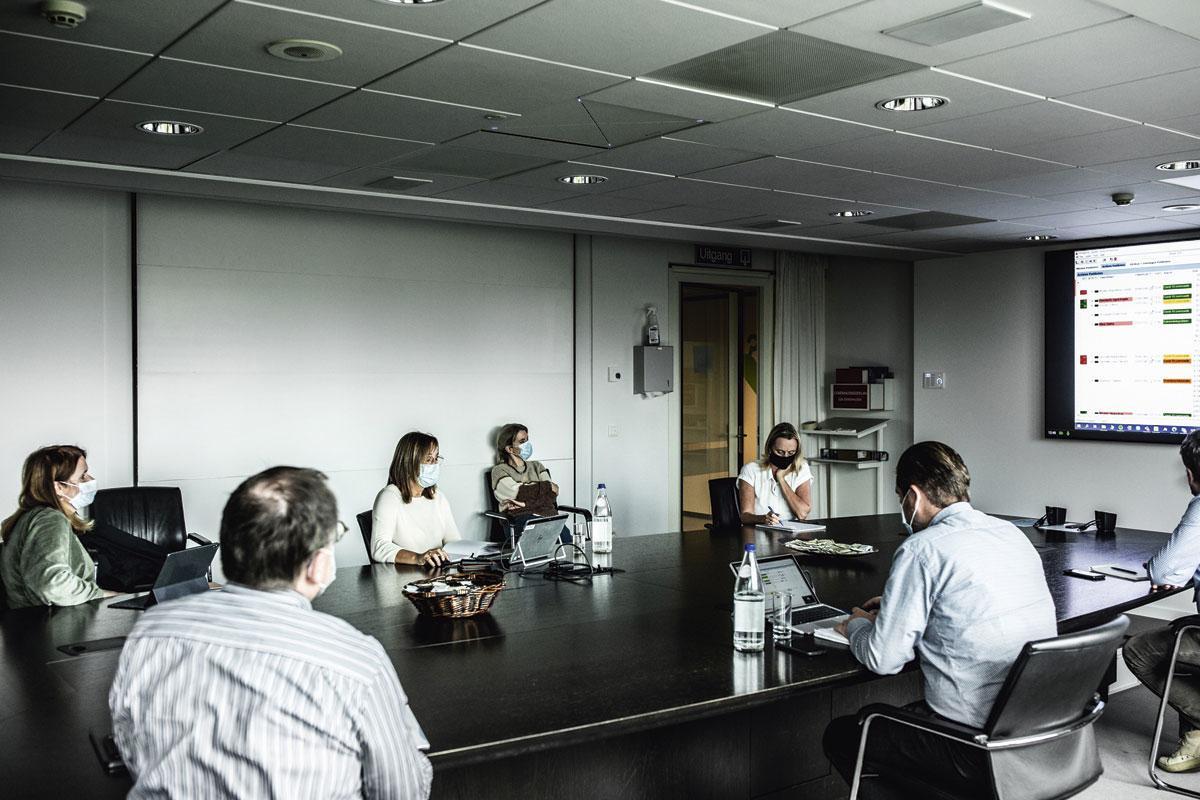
[
  {"x1": 91, "y1": 487, "x2": 187, "y2": 552},
  {"x1": 984, "y1": 614, "x2": 1129, "y2": 739},
  {"x1": 356, "y1": 510, "x2": 372, "y2": 555},
  {"x1": 484, "y1": 468, "x2": 507, "y2": 542},
  {"x1": 707, "y1": 477, "x2": 741, "y2": 529}
]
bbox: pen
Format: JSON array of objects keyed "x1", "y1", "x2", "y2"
[{"x1": 1110, "y1": 566, "x2": 1139, "y2": 575}]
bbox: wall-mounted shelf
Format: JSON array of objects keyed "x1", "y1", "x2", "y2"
[
  {"x1": 801, "y1": 417, "x2": 890, "y2": 515},
  {"x1": 809, "y1": 458, "x2": 885, "y2": 470}
]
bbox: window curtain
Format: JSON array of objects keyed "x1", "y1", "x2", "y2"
[{"x1": 773, "y1": 252, "x2": 828, "y2": 516}]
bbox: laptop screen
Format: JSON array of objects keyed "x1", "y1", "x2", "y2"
[{"x1": 730, "y1": 555, "x2": 818, "y2": 613}]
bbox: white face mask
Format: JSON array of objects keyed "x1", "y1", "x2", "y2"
[
  {"x1": 417, "y1": 462, "x2": 440, "y2": 488},
  {"x1": 314, "y1": 545, "x2": 336, "y2": 597},
  {"x1": 65, "y1": 479, "x2": 98, "y2": 510},
  {"x1": 899, "y1": 489, "x2": 915, "y2": 536}
]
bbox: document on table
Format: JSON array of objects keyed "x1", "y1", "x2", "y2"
[
  {"x1": 443, "y1": 540, "x2": 500, "y2": 558},
  {"x1": 756, "y1": 520, "x2": 827, "y2": 535},
  {"x1": 813, "y1": 627, "x2": 849, "y2": 646},
  {"x1": 1089, "y1": 564, "x2": 1148, "y2": 581}
]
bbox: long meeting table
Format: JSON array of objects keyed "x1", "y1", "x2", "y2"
[{"x1": 0, "y1": 513, "x2": 1186, "y2": 799}]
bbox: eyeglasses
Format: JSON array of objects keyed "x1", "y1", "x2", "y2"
[{"x1": 334, "y1": 521, "x2": 348, "y2": 543}]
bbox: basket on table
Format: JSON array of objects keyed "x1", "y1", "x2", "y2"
[{"x1": 402, "y1": 569, "x2": 505, "y2": 618}]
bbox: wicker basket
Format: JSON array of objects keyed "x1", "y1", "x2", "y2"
[{"x1": 402, "y1": 569, "x2": 505, "y2": 618}]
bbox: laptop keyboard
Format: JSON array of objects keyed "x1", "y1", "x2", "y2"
[{"x1": 791, "y1": 605, "x2": 845, "y2": 625}]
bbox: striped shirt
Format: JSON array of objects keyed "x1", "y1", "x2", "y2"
[
  {"x1": 1147, "y1": 494, "x2": 1200, "y2": 602},
  {"x1": 109, "y1": 583, "x2": 432, "y2": 799},
  {"x1": 846, "y1": 502, "x2": 1057, "y2": 728}
]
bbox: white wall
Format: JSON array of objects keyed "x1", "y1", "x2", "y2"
[
  {"x1": 913, "y1": 247, "x2": 1188, "y2": 533},
  {"x1": 0, "y1": 181, "x2": 134, "y2": 508},
  {"x1": 824, "y1": 256, "x2": 914, "y2": 515},
  {"x1": 135, "y1": 196, "x2": 575, "y2": 569}
]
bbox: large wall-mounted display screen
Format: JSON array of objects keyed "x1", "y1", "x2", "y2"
[{"x1": 1046, "y1": 237, "x2": 1200, "y2": 444}]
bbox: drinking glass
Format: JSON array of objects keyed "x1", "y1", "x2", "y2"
[{"x1": 770, "y1": 591, "x2": 793, "y2": 644}]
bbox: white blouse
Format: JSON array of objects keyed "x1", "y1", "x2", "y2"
[
  {"x1": 736, "y1": 460, "x2": 814, "y2": 517},
  {"x1": 370, "y1": 484, "x2": 461, "y2": 563}
]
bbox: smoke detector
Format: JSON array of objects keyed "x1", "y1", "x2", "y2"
[
  {"x1": 1111, "y1": 192, "x2": 1135, "y2": 206},
  {"x1": 266, "y1": 39, "x2": 343, "y2": 62},
  {"x1": 41, "y1": 0, "x2": 87, "y2": 28}
]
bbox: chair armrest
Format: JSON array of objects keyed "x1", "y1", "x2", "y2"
[
  {"x1": 482, "y1": 512, "x2": 510, "y2": 523},
  {"x1": 187, "y1": 532, "x2": 213, "y2": 546},
  {"x1": 857, "y1": 704, "x2": 987, "y2": 746},
  {"x1": 556, "y1": 505, "x2": 593, "y2": 522}
]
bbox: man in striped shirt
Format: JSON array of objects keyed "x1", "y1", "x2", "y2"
[
  {"x1": 1124, "y1": 431, "x2": 1200, "y2": 773},
  {"x1": 109, "y1": 467, "x2": 432, "y2": 799}
]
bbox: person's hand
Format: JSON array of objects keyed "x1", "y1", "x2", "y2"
[
  {"x1": 500, "y1": 499, "x2": 526, "y2": 512},
  {"x1": 861, "y1": 595, "x2": 882, "y2": 613},
  {"x1": 836, "y1": 606, "x2": 877, "y2": 637},
  {"x1": 419, "y1": 548, "x2": 449, "y2": 568},
  {"x1": 763, "y1": 511, "x2": 781, "y2": 526},
  {"x1": 1152, "y1": 583, "x2": 1181, "y2": 592},
  {"x1": 101, "y1": 589, "x2": 121, "y2": 598}
]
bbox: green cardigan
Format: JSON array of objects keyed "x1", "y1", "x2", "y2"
[{"x1": 0, "y1": 507, "x2": 105, "y2": 608}]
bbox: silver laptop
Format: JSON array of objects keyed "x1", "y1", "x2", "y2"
[
  {"x1": 728, "y1": 554, "x2": 849, "y2": 634},
  {"x1": 504, "y1": 513, "x2": 569, "y2": 569}
]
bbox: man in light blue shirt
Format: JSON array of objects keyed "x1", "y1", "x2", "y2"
[
  {"x1": 1124, "y1": 430, "x2": 1200, "y2": 773},
  {"x1": 823, "y1": 441, "x2": 1056, "y2": 797}
]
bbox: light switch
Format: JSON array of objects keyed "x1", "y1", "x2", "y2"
[
  {"x1": 922, "y1": 371, "x2": 946, "y2": 389},
  {"x1": 608, "y1": 366, "x2": 622, "y2": 382},
  {"x1": 608, "y1": 425, "x2": 618, "y2": 437}
]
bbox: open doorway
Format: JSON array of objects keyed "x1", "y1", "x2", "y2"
[{"x1": 680, "y1": 283, "x2": 761, "y2": 528}]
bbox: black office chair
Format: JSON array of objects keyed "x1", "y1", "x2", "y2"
[
  {"x1": 356, "y1": 510, "x2": 373, "y2": 556},
  {"x1": 482, "y1": 469, "x2": 592, "y2": 545},
  {"x1": 91, "y1": 486, "x2": 209, "y2": 552},
  {"x1": 848, "y1": 614, "x2": 1129, "y2": 800},
  {"x1": 705, "y1": 477, "x2": 741, "y2": 531},
  {"x1": 1148, "y1": 616, "x2": 1200, "y2": 797}
]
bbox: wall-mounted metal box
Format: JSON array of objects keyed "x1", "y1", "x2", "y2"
[{"x1": 634, "y1": 345, "x2": 673, "y2": 394}]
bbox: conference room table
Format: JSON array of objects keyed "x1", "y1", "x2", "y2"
[{"x1": 0, "y1": 513, "x2": 1186, "y2": 799}]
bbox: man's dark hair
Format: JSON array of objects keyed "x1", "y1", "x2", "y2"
[
  {"x1": 1182, "y1": 431, "x2": 1200, "y2": 478},
  {"x1": 220, "y1": 466, "x2": 338, "y2": 588},
  {"x1": 895, "y1": 441, "x2": 971, "y2": 508}
]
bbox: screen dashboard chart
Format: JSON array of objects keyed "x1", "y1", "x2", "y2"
[{"x1": 1045, "y1": 237, "x2": 1200, "y2": 445}]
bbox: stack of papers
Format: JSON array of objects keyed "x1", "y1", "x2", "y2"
[
  {"x1": 442, "y1": 540, "x2": 500, "y2": 559},
  {"x1": 756, "y1": 520, "x2": 827, "y2": 534},
  {"x1": 1089, "y1": 564, "x2": 1148, "y2": 581},
  {"x1": 783, "y1": 539, "x2": 876, "y2": 556},
  {"x1": 814, "y1": 627, "x2": 850, "y2": 646}
]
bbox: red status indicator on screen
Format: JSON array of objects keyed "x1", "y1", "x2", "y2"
[
  {"x1": 1096, "y1": 321, "x2": 1134, "y2": 326},
  {"x1": 1080, "y1": 355, "x2": 1088, "y2": 364}
]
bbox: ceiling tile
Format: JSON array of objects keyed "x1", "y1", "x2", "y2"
[
  {"x1": 971, "y1": 167, "x2": 1141, "y2": 196},
  {"x1": 784, "y1": 68, "x2": 1038, "y2": 131},
  {"x1": 789, "y1": 0, "x2": 1124, "y2": 68},
  {"x1": 669, "y1": 0, "x2": 861, "y2": 28},
  {"x1": 668, "y1": 108, "x2": 882, "y2": 156},
  {"x1": 464, "y1": 0, "x2": 765, "y2": 76},
  {"x1": 31, "y1": 100, "x2": 275, "y2": 169},
  {"x1": 498, "y1": 162, "x2": 663, "y2": 194},
  {"x1": 1057, "y1": 67, "x2": 1200, "y2": 125},
  {"x1": 576, "y1": 137, "x2": 758, "y2": 176},
  {"x1": 1013, "y1": 125, "x2": 1198, "y2": 168},
  {"x1": 1158, "y1": 113, "x2": 1200, "y2": 138},
  {"x1": 318, "y1": 164, "x2": 481, "y2": 196},
  {"x1": 257, "y1": 0, "x2": 545, "y2": 41},
  {"x1": 537, "y1": 194, "x2": 668, "y2": 217},
  {"x1": 942, "y1": 17, "x2": 1200, "y2": 98},
  {"x1": 1044, "y1": 181, "x2": 1200, "y2": 210},
  {"x1": 1077, "y1": 147, "x2": 1200, "y2": 182},
  {"x1": 388, "y1": 145, "x2": 554, "y2": 179},
  {"x1": 113, "y1": 58, "x2": 347, "y2": 121},
  {"x1": 431, "y1": 181, "x2": 578, "y2": 207},
  {"x1": 164, "y1": 1, "x2": 444, "y2": 86},
  {"x1": 905, "y1": 101, "x2": 1133, "y2": 151},
  {"x1": 582, "y1": 80, "x2": 763, "y2": 124},
  {"x1": 491, "y1": 99, "x2": 701, "y2": 148},
  {"x1": 183, "y1": 150, "x2": 348, "y2": 183},
  {"x1": 0, "y1": 85, "x2": 96, "y2": 153},
  {"x1": 449, "y1": 131, "x2": 604, "y2": 161},
  {"x1": 1094, "y1": 0, "x2": 1200, "y2": 41},
  {"x1": 294, "y1": 90, "x2": 493, "y2": 142},
  {"x1": 0, "y1": 32, "x2": 149, "y2": 96},
  {"x1": 624, "y1": 205, "x2": 742, "y2": 225},
  {"x1": 0, "y1": 0, "x2": 224, "y2": 52},
  {"x1": 370, "y1": 45, "x2": 624, "y2": 116},
  {"x1": 788, "y1": 133, "x2": 1066, "y2": 185},
  {"x1": 1050, "y1": 217, "x2": 1199, "y2": 240},
  {"x1": 1006, "y1": 208, "x2": 1152, "y2": 230}
]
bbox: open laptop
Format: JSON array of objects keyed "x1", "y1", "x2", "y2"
[
  {"x1": 108, "y1": 542, "x2": 219, "y2": 610},
  {"x1": 502, "y1": 513, "x2": 569, "y2": 569},
  {"x1": 728, "y1": 554, "x2": 849, "y2": 634}
]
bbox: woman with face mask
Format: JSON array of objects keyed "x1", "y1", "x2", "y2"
[
  {"x1": 370, "y1": 432, "x2": 461, "y2": 567},
  {"x1": 737, "y1": 422, "x2": 814, "y2": 525},
  {"x1": 0, "y1": 445, "x2": 119, "y2": 607},
  {"x1": 490, "y1": 423, "x2": 559, "y2": 513}
]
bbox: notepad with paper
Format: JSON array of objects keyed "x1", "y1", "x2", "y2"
[
  {"x1": 813, "y1": 627, "x2": 849, "y2": 646},
  {"x1": 1089, "y1": 564, "x2": 1148, "y2": 581},
  {"x1": 756, "y1": 520, "x2": 827, "y2": 535},
  {"x1": 442, "y1": 540, "x2": 501, "y2": 559}
]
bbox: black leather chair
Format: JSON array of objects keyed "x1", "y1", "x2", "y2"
[
  {"x1": 848, "y1": 614, "x2": 1129, "y2": 800},
  {"x1": 356, "y1": 510, "x2": 373, "y2": 556},
  {"x1": 91, "y1": 487, "x2": 209, "y2": 552},
  {"x1": 705, "y1": 477, "x2": 741, "y2": 531}
]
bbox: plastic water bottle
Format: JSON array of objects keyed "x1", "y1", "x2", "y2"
[
  {"x1": 646, "y1": 306, "x2": 661, "y2": 346},
  {"x1": 733, "y1": 543, "x2": 765, "y2": 652},
  {"x1": 592, "y1": 483, "x2": 613, "y2": 554}
]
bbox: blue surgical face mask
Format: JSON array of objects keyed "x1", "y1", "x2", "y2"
[
  {"x1": 517, "y1": 441, "x2": 533, "y2": 461},
  {"x1": 417, "y1": 462, "x2": 440, "y2": 488},
  {"x1": 899, "y1": 489, "x2": 914, "y2": 536}
]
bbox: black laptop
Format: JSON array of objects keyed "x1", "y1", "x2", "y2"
[{"x1": 108, "y1": 542, "x2": 219, "y2": 610}]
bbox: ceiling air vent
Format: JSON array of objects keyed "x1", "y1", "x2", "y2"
[{"x1": 266, "y1": 39, "x2": 343, "y2": 63}]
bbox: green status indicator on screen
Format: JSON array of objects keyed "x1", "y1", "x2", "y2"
[
  {"x1": 1165, "y1": 308, "x2": 1192, "y2": 315},
  {"x1": 1165, "y1": 318, "x2": 1192, "y2": 325},
  {"x1": 1164, "y1": 293, "x2": 1193, "y2": 301},
  {"x1": 1165, "y1": 283, "x2": 1193, "y2": 290}
]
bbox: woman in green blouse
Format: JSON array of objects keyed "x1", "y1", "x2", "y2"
[{"x1": 0, "y1": 445, "x2": 117, "y2": 608}]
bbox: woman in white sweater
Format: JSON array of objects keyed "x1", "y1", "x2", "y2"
[{"x1": 371, "y1": 432, "x2": 461, "y2": 566}]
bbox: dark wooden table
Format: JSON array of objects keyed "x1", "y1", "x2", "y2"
[{"x1": 0, "y1": 514, "x2": 1184, "y2": 799}]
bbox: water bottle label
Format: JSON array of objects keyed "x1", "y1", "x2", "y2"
[{"x1": 733, "y1": 597, "x2": 764, "y2": 632}]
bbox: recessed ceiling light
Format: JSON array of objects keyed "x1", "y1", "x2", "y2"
[
  {"x1": 1023, "y1": 234, "x2": 1058, "y2": 241},
  {"x1": 558, "y1": 174, "x2": 608, "y2": 185},
  {"x1": 1164, "y1": 204, "x2": 1200, "y2": 212},
  {"x1": 137, "y1": 120, "x2": 203, "y2": 136},
  {"x1": 830, "y1": 209, "x2": 873, "y2": 218},
  {"x1": 875, "y1": 95, "x2": 949, "y2": 112},
  {"x1": 266, "y1": 39, "x2": 343, "y2": 63},
  {"x1": 483, "y1": 113, "x2": 507, "y2": 121},
  {"x1": 1156, "y1": 160, "x2": 1200, "y2": 172}
]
